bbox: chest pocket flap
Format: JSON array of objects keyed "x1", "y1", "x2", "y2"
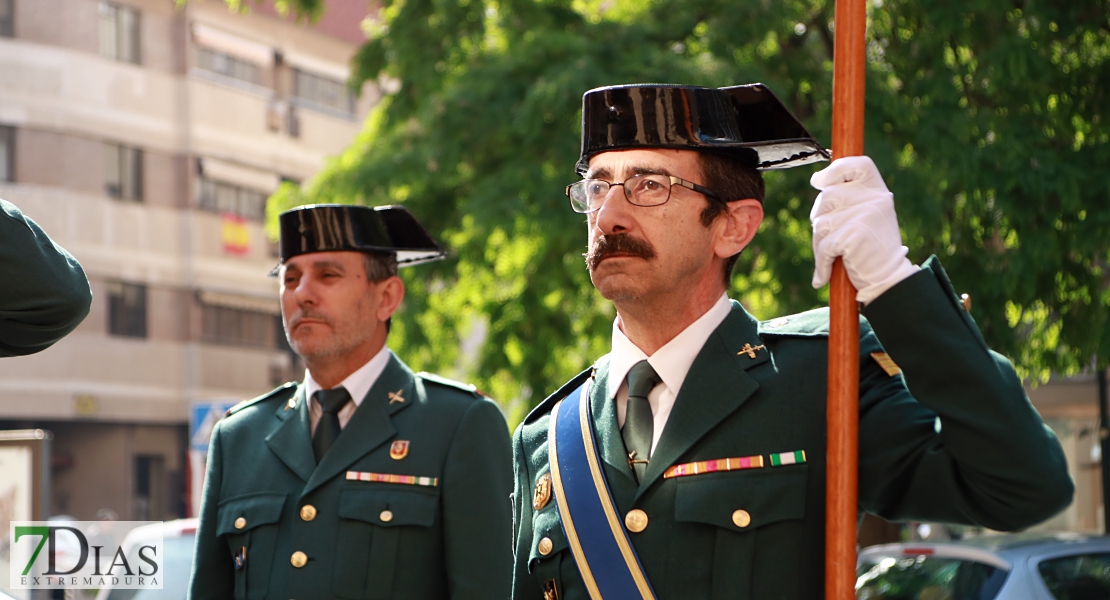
[
  {"x1": 528, "y1": 504, "x2": 569, "y2": 571},
  {"x1": 216, "y1": 491, "x2": 287, "y2": 536},
  {"x1": 338, "y1": 486, "x2": 439, "y2": 527},
  {"x1": 675, "y1": 466, "x2": 808, "y2": 531}
]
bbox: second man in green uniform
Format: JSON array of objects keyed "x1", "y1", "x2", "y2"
[{"x1": 190, "y1": 204, "x2": 513, "y2": 600}]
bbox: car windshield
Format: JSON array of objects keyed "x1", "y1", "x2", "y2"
[
  {"x1": 857, "y1": 555, "x2": 1008, "y2": 600},
  {"x1": 1038, "y1": 552, "x2": 1110, "y2": 600},
  {"x1": 103, "y1": 534, "x2": 195, "y2": 600}
]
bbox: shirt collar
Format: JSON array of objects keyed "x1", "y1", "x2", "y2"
[
  {"x1": 606, "y1": 293, "x2": 732, "y2": 400},
  {"x1": 304, "y1": 344, "x2": 392, "y2": 407}
]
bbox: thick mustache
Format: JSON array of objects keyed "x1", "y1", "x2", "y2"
[{"x1": 585, "y1": 234, "x2": 656, "y2": 271}]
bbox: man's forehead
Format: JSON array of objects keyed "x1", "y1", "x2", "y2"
[
  {"x1": 281, "y1": 251, "x2": 365, "y2": 271},
  {"x1": 585, "y1": 148, "x2": 701, "y2": 179}
]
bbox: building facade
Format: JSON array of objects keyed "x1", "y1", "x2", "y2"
[{"x1": 0, "y1": 0, "x2": 374, "y2": 524}]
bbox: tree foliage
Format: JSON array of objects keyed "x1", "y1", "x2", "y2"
[{"x1": 264, "y1": 0, "x2": 1110, "y2": 422}]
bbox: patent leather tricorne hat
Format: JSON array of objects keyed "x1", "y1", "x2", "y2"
[
  {"x1": 575, "y1": 83, "x2": 830, "y2": 175},
  {"x1": 271, "y1": 204, "x2": 446, "y2": 275}
]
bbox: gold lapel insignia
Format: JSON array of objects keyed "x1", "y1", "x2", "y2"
[
  {"x1": 387, "y1": 389, "x2": 405, "y2": 404},
  {"x1": 738, "y1": 343, "x2": 766, "y2": 359},
  {"x1": 870, "y1": 352, "x2": 902, "y2": 377},
  {"x1": 285, "y1": 398, "x2": 296, "y2": 411},
  {"x1": 533, "y1": 472, "x2": 552, "y2": 511},
  {"x1": 390, "y1": 440, "x2": 410, "y2": 460}
]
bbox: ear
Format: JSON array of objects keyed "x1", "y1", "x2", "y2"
[
  {"x1": 712, "y1": 199, "x2": 763, "y2": 259},
  {"x1": 374, "y1": 276, "x2": 406, "y2": 322}
]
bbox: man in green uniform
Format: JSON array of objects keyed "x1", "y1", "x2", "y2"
[
  {"x1": 511, "y1": 84, "x2": 1073, "y2": 599},
  {"x1": 1, "y1": 198, "x2": 92, "y2": 356},
  {"x1": 190, "y1": 204, "x2": 513, "y2": 600}
]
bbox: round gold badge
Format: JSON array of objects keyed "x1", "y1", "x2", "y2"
[
  {"x1": 290, "y1": 551, "x2": 307, "y2": 568},
  {"x1": 380, "y1": 510, "x2": 394, "y2": 523},
  {"x1": 538, "y1": 537, "x2": 554, "y2": 556},
  {"x1": 624, "y1": 509, "x2": 649, "y2": 533},
  {"x1": 234, "y1": 517, "x2": 246, "y2": 530},
  {"x1": 300, "y1": 504, "x2": 317, "y2": 522},
  {"x1": 732, "y1": 509, "x2": 752, "y2": 528}
]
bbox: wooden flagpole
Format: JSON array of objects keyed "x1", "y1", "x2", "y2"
[{"x1": 826, "y1": 0, "x2": 867, "y2": 597}]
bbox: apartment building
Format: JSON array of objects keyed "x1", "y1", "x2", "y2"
[{"x1": 0, "y1": 0, "x2": 374, "y2": 524}]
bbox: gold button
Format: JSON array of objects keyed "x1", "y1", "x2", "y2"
[
  {"x1": 961, "y1": 293, "x2": 972, "y2": 312},
  {"x1": 732, "y1": 509, "x2": 752, "y2": 528},
  {"x1": 234, "y1": 517, "x2": 246, "y2": 530},
  {"x1": 624, "y1": 509, "x2": 648, "y2": 533},
  {"x1": 290, "y1": 551, "x2": 307, "y2": 568},
  {"x1": 300, "y1": 505, "x2": 317, "y2": 522},
  {"x1": 379, "y1": 510, "x2": 394, "y2": 523},
  {"x1": 538, "y1": 537, "x2": 553, "y2": 555}
]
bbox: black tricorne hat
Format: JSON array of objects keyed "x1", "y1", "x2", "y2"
[
  {"x1": 576, "y1": 83, "x2": 829, "y2": 175},
  {"x1": 271, "y1": 204, "x2": 446, "y2": 275}
]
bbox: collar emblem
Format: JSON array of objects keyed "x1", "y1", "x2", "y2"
[{"x1": 738, "y1": 343, "x2": 766, "y2": 359}]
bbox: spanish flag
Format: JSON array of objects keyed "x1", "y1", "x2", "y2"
[{"x1": 222, "y1": 213, "x2": 250, "y2": 255}]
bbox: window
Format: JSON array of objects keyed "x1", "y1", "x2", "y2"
[
  {"x1": 107, "y1": 281, "x2": 147, "y2": 338},
  {"x1": 198, "y1": 177, "x2": 267, "y2": 221},
  {"x1": 105, "y1": 143, "x2": 142, "y2": 201},
  {"x1": 201, "y1": 305, "x2": 277, "y2": 348},
  {"x1": 196, "y1": 47, "x2": 260, "y2": 85},
  {"x1": 1039, "y1": 553, "x2": 1110, "y2": 599},
  {"x1": 0, "y1": 0, "x2": 13, "y2": 37},
  {"x1": 293, "y1": 69, "x2": 355, "y2": 116},
  {"x1": 99, "y1": 1, "x2": 140, "y2": 64},
  {"x1": 0, "y1": 126, "x2": 12, "y2": 182},
  {"x1": 133, "y1": 454, "x2": 164, "y2": 521},
  {"x1": 856, "y1": 555, "x2": 1008, "y2": 600}
]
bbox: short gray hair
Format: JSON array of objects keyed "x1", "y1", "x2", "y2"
[{"x1": 363, "y1": 253, "x2": 398, "y2": 282}]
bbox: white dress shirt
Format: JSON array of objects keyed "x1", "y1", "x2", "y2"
[
  {"x1": 305, "y1": 344, "x2": 392, "y2": 436},
  {"x1": 606, "y1": 294, "x2": 732, "y2": 454}
]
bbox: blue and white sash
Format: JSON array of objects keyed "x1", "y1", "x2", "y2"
[{"x1": 548, "y1": 380, "x2": 657, "y2": 600}]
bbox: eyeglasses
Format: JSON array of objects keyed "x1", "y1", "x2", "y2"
[{"x1": 565, "y1": 173, "x2": 723, "y2": 214}]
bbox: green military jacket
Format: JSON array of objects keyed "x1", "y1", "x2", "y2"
[
  {"x1": 190, "y1": 353, "x2": 514, "y2": 600},
  {"x1": 1, "y1": 199, "x2": 92, "y2": 356},
  {"x1": 511, "y1": 257, "x2": 1073, "y2": 600}
]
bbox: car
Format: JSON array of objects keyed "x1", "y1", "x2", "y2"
[
  {"x1": 857, "y1": 532, "x2": 1110, "y2": 600},
  {"x1": 95, "y1": 518, "x2": 197, "y2": 600}
]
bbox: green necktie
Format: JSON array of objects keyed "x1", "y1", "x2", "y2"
[
  {"x1": 623, "y1": 360, "x2": 661, "y2": 481},
  {"x1": 312, "y1": 388, "x2": 351, "y2": 463}
]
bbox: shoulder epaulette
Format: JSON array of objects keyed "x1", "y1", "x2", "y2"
[
  {"x1": 416, "y1": 372, "x2": 480, "y2": 395},
  {"x1": 225, "y1": 382, "x2": 298, "y2": 417},
  {"x1": 758, "y1": 307, "x2": 832, "y2": 337},
  {"x1": 758, "y1": 307, "x2": 870, "y2": 337}
]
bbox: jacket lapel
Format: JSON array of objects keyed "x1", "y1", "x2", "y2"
[
  {"x1": 264, "y1": 386, "x2": 316, "y2": 483},
  {"x1": 301, "y1": 354, "x2": 415, "y2": 496},
  {"x1": 588, "y1": 358, "x2": 637, "y2": 488},
  {"x1": 637, "y1": 302, "x2": 771, "y2": 496}
]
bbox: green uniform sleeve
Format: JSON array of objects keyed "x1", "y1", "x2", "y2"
[
  {"x1": 858, "y1": 256, "x2": 1074, "y2": 530},
  {"x1": 511, "y1": 424, "x2": 543, "y2": 600},
  {"x1": 188, "y1": 420, "x2": 234, "y2": 599},
  {"x1": 441, "y1": 398, "x2": 514, "y2": 600},
  {"x1": 0, "y1": 199, "x2": 92, "y2": 356}
]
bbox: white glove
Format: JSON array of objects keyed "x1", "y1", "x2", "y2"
[{"x1": 809, "y1": 156, "x2": 919, "y2": 305}]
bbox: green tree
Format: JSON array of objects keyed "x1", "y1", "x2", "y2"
[{"x1": 258, "y1": 0, "x2": 1109, "y2": 423}]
